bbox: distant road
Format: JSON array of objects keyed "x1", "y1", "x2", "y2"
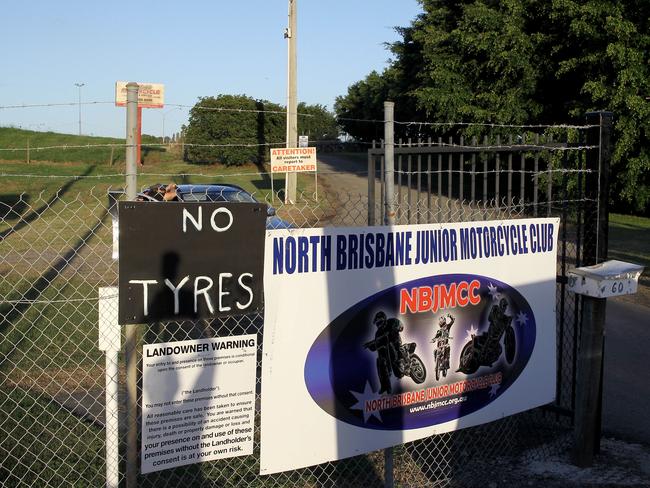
[
  {"x1": 603, "y1": 298, "x2": 650, "y2": 445},
  {"x1": 317, "y1": 152, "x2": 369, "y2": 196}
]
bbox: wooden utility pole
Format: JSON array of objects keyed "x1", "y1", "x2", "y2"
[{"x1": 284, "y1": 0, "x2": 298, "y2": 204}]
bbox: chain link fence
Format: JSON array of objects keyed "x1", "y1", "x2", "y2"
[{"x1": 0, "y1": 117, "x2": 605, "y2": 486}]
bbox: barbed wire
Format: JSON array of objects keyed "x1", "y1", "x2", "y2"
[
  {"x1": 0, "y1": 165, "x2": 593, "y2": 181},
  {"x1": 336, "y1": 116, "x2": 598, "y2": 130},
  {"x1": 394, "y1": 120, "x2": 598, "y2": 130},
  {"x1": 376, "y1": 142, "x2": 597, "y2": 151},
  {"x1": 165, "y1": 103, "x2": 315, "y2": 117},
  {"x1": 0, "y1": 98, "x2": 599, "y2": 131},
  {"x1": 481, "y1": 197, "x2": 598, "y2": 210},
  {"x1": 0, "y1": 100, "x2": 316, "y2": 117},
  {"x1": 394, "y1": 167, "x2": 593, "y2": 176},
  {"x1": 0, "y1": 141, "x2": 289, "y2": 152},
  {"x1": 0, "y1": 172, "x2": 125, "y2": 179},
  {"x1": 0, "y1": 101, "x2": 114, "y2": 110},
  {"x1": 0, "y1": 140, "x2": 596, "y2": 153}
]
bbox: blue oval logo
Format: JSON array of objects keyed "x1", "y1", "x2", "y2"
[{"x1": 304, "y1": 274, "x2": 536, "y2": 430}]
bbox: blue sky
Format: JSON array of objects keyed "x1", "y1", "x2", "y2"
[{"x1": 0, "y1": 0, "x2": 422, "y2": 138}]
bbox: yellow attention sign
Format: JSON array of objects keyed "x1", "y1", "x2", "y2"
[{"x1": 270, "y1": 147, "x2": 317, "y2": 173}]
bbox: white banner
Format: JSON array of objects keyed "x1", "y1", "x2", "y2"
[
  {"x1": 142, "y1": 335, "x2": 256, "y2": 474},
  {"x1": 260, "y1": 218, "x2": 559, "y2": 475}
]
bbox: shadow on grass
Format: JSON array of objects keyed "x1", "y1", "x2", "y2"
[
  {"x1": 0, "y1": 209, "x2": 108, "y2": 367},
  {"x1": 0, "y1": 386, "x2": 105, "y2": 486},
  {"x1": 250, "y1": 178, "x2": 285, "y2": 203},
  {"x1": 0, "y1": 193, "x2": 30, "y2": 221},
  {"x1": 0, "y1": 164, "x2": 96, "y2": 242},
  {"x1": 255, "y1": 101, "x2": 272, "y2": 188}
]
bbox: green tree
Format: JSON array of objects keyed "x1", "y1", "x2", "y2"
[
  {"x1": 537, "y1": 0, "x2": 650, "y2": 213},
  {"x1": 184, "y1": 94, "x2": 284, "y2": 166},
  {"x1": 335, "y1": 70, "x2": 396, "y2": 142},
  {"x1": 335, "y1": 0, "x2": 650, "y2": 213},
  {"x1": 297, "y1": 103, "x2": 339, "y2": 140},
  {"x1": 184, "y1": 95, "x2": 341, "y2": 166}
]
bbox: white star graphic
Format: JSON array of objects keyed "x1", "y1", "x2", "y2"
[
  {"x1": 349, "y1": 381, "x2": 383, "y2": 423},
  {"x1": 465, "y1": 324, "x2": 479, "y2": 341},
  {"x1": 487, "y1": 283, "x2": 500, "y2": 301},
  {"x1": 516, "y1": 311, "x2": 528, "y2": 326},
  {"x1": 489, "y1": 383, "x2": 500, "y2": 397}
]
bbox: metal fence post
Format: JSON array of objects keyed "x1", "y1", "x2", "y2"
[
  {"x1": 382, "y1": 100, "x2": 395, "y2": 486},
  {"x1": 583, "y1": 112, "x2": 612, "y2": 265},
  {"x1": 125, "y1": 81, "x2": 139, "y2": 488},
  {"x1": 368, "y1": 147, "x2": 375, "y2": 226},
  {"x1": 572, "y1": 111, "x2": 612, "y2": 467},
  {"x1": 384, "y1": 102, "x2": 395, "y2": 226}
]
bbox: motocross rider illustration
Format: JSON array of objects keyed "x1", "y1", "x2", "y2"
[
  {"x1": 364, "y1": 311, "x2": 426, "y2": 394},
  {"x1": 457, "y1": 297, "x2": 516, "y2": 374},
  {"x1": 365, "y1": 311, "x2": 404, "y2": 394},
  {"x1": 432, "y1": 314, "x2": 454, "y2": 380}
]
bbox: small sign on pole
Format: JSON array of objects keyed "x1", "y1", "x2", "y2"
[
  {"x1": 115, "y1": 81, "x2": 165, "y2": 108},
  {"x1": 115, "y1": 81, "x2": 165, "y2": 165},
  {"x1": 270, "y1": 147, "x2": 317, "y2": 173}
]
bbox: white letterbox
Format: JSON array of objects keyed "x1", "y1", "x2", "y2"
[{"x1": 567, "y1": 260, "x2": 644, "y2": 298}]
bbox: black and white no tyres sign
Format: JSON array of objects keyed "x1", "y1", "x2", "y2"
[{"x1": 118, "y1": 201, "x2": 266, "y2": 324}]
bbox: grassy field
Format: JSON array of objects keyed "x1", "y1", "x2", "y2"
[{"x1": 608, "y1": 213, "x2": 650, "y2": 305}]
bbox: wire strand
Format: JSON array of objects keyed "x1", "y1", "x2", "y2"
[
  {"x1": 0, "y1": 101, "x2": 114, "y2": 109},
  {"x1": 165, "y1": 103, "x2": 314, "y2": 117},
  {"x1": 0, "y1": 166, "x2": 594, "y2": 180}
]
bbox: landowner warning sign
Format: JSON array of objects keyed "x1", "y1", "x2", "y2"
[
  {"x1": 141, "y1": 335, "x2": 257, "y2": 473},
  {"x1": 270, "y1": 147, "x2": 317, "y2": 173}
]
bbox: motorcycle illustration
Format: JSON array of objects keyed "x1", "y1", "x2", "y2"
[
  {"x1": 431, "y1": 314, "x2": 454, "y2": 381},
  {"x1": 364, "y1": 313, "x2": 426, "y2": 394},
  {"x1": 364, "y1": 338, "x2": 427, "y2": 386},
  {"x1": 457, "y1": 298, "x2": 516, "y2": 375}
]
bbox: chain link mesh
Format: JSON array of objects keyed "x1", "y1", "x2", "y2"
[{"x1": 1, "y1": 143, "x2": 594, "y2": 487}]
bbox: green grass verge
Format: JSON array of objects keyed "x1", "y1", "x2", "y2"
[
  {"x1": 0, "y1": 129, "x2": 320, "y2": 374},
  {"x1": 609, "y1": 213, "x2": 650, "y2": 266},
  {"x1": 609, "y1": 213, "x2": 650, "y2": 289}
]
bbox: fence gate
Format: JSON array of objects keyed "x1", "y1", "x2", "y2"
[{"x1": 365, "y1": 110, "x2": 612, "y2": 484}]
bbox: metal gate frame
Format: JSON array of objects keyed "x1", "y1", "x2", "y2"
[{"x1": 367, "y1": 109, "x2": 612, "y2": 421}]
